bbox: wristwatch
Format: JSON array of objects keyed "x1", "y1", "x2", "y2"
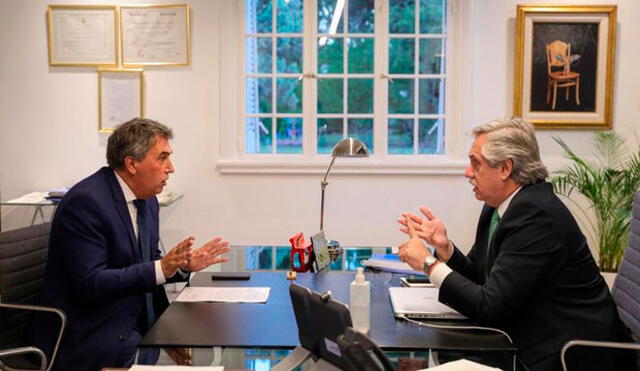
[{"x1": 423, "y1": 255, "x2": 438, "y2": 272}]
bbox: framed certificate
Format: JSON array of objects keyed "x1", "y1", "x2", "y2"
[
  {"x1": 98, "y1": 68, "x2": 144, "y2": 133},
  {"x1": 120, "y1": 4, "x2": 190, "y2": 66},
  {"x1": 47, "y1": 5, "x2": 118, "y2": 67}
]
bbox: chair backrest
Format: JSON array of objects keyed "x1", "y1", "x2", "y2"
[
  {"x1": 546, "y1": 40, "x2": 571, "y2": 71},
  {"x1": 611, "y1": 191, "x2": 640, "y2": 339},
  {"x1": 0, "y1": 223, "x2": 51, "y2": 349}
]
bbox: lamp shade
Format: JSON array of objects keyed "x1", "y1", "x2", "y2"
[{"x1": 331, "y1": 138, "x2": 370, "y2": 157}]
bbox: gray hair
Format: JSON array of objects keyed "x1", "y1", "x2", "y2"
[
  {"x1": 472, "y1": 117, "x2": 548, "y2": 184},
  {"x1": 106, "y1": 118, "x2": 173, "y2": 170}
]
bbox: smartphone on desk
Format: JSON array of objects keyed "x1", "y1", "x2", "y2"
[
  {"x1": 211, "y1": 272, "x2": 251, "y2": 280},
  {"x1": 400, "y1": 274, "x2": 433, "y2": 287}
]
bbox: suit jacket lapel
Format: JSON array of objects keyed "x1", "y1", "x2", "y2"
[{"x1": 103, "y1": 167, "x2": 141, "y2": 262}]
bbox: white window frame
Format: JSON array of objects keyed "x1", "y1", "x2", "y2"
[{"x1": 218, "y1": 0, "x2": 470, "y2": 175}]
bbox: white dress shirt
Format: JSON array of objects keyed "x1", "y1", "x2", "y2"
[
  {"x1": 429, "y1": 186, "x2": 523, "y2": 288},
  {"x1": 114, "y1": 172, "x2": 167, "y2": 285}
]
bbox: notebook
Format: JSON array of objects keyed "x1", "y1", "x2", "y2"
[{"x1": 388, "y1": 287, "x2": 467, "y2": 320}]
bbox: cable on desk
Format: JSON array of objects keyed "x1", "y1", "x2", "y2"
[{"x1": 399, "y1": 314, "x2": 518, "y2": 370}]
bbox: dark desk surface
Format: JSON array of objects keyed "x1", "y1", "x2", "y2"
[{"x1": 141, "y1": 272, "x2": 514, "y2": 353}]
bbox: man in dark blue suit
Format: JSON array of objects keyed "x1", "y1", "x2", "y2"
[
  {"x1": 397, "y1": 118, "x2": 633, "y2": 370},
  {"x1": 34, "y1": 118, "x2": 230, "y2": 371}
]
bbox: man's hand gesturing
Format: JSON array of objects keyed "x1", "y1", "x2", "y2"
[{"x1": 161, "y1": 237, "x2": 194, "y2": 278}]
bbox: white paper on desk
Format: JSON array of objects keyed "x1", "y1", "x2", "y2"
[
  {"x1": 175, "y1": 287, "x2": 270, "y2": 303},
  {"x1": 418, "y1": 358, "x2": 502, "y2": 370},
  {"x1": 5, "y1": 191, "x2": 48, "y2": 203},
  {"x1": 130, "y1": 366, "x2": 223, "y2": 370}
]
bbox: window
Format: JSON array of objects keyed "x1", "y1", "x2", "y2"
[{"x1": 243, "y1": 0, "x2": 448, "y2": 157}]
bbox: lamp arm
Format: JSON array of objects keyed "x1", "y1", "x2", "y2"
[{"x1": 320, "y1": 156, "x2": 337, "y2": 231}]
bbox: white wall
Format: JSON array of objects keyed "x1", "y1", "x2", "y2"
[{"x1": 1, "y1": 0, "x2": 639, "y2": 257}]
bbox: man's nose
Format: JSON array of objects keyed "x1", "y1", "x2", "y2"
[
  {"x1": 166, "y1": 158, "x2": 175, "y2": 173},
  {"x1": 464, "y1": 165, "x2": 473, "y2": 178}
]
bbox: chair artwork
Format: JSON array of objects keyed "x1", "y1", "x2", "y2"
[{"x1": 545, "y1": 40, "x2": 581, "y2": 110}]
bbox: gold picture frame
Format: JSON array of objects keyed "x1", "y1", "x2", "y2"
[
  {"x1": 98, "y1": 68, "x2": 144, "y2": 133},
  {"x1": 47, "y1": 5, "x2": 119, "y2": 67},
  {"x1": 513, "y1": 5, "x2": 617, "y2": 129},
  {"x1": 119, "y1": 4, "x2": 191, "y2": 67}
]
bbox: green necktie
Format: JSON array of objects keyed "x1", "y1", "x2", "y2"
[{"x1": 487, "y1": 209, "x2": 500, "y2": 246}]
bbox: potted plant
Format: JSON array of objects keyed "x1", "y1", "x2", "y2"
[{"x1": 552, "y1": 131, "x2": 640, "y2": 272}]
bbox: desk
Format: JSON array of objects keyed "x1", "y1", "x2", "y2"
[{"x1": 142, "y1": 272, "x2": 514, "y2": 355}]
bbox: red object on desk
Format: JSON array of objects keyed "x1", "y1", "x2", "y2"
[{"x1": 289, "y1": 232, "x2": 314, "y2": 272}]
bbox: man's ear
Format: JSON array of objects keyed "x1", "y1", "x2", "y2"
[
  {"x1": 123, "y1": 156, "x2": 137, "y2": 175},
  {"x1": 500, "y1": 158, "x2": 514, "y2": 181}
]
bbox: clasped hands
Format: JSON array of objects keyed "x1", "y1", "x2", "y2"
[
  {"x1": 161, "y1": 236, "x2": 230, "y2": 278},
  {"x1": 397, "y1": 206, "x2": 453, "y2": 272}
]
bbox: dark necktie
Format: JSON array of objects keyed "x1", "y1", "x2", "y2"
[
  {"x1": 485, "y1": 210, "x2": 500, "y2": 279},
  {"x1": 133, "y1": 199, "x2": 155, "y2": 332},
  {"x1": 488, "y1": 210, "x2": 500, "y2": 246}
]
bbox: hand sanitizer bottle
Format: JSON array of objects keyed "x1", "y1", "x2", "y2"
[{"x1": 350, "y1": 267, "x2": 371, "y2": 333}]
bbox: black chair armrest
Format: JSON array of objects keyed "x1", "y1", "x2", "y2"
[
  {"x1": 0, "y1": 303, "x2": 66, "y2": 371},
  {"x1": 561, "y1": 339, "x2": 640, "y2": 371},
  {"x1": 0, "y1": 346, "x2": 46, "y2": 371}
]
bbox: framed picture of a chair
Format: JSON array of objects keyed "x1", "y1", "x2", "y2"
[{"x1": 513, "y1": 5, "x2": 617, "y2": 129}]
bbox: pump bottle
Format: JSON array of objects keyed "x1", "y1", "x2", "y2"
[{"x1": 349, "y1": 267, "x2": 371, "y2": 333}]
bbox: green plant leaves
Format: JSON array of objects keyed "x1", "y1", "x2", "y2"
[{"x1": 551, "y1": 131, "x2": 640, "y2": 272}]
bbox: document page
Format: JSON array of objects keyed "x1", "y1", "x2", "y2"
[
  {"x1": 419, "y1": 359, "x2": 502, "y2": 370},
  {"x1": 175, "y1": 287, "x2": 270, "y2": 303},
  {"x1": 130, "y1": 366, "x2": 223, "y2": 370}
]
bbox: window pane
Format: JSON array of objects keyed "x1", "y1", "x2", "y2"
[
  {"x1": 317, "y1": 118, "x2": 343, "y2": 154},
  {"x1": 388, "y1": 79, "x2": 414, "y2": 114},
  {"x1": 246, "y1": 78, "x2": 272, "y2": 113},
  {"x1": 388, "y1": 119, "x2": 414, "y2": 154},
  {"x1": 318, "y1": 38, "x2": 343, "y2": 74},
  {"x1": 318, "y1": 0, "x2": 344, "y2": 33},
  {"x1": 389, "y1": 39, "x2": 415, "y2": 74},
  {"x1": 277, "y1": 0, "x2": 303, "y2": 33},
  {"x1": 246, "y1": 117, "x2": 273, "y2": 154},
  {"x1": 348, "y1": 119, "x2": 373, "y2": 153},
  {"x1": 345, "y1": 249, "x2": 372, "y2": 271},
  {"x1": 317, "y1": 78, "x2": 344, "y2": 113},
  {"x1": 246, "y1": 37, "x2": 272, "y2": 73},
  {"x1": 276, "y1": 78, "x2": 302, "y2": 113},
  {"x1": 276, "y1": 247, "x2": 291, "y2": 269},
  {"x1": 348, "y1": 38, "x2": 374, "y2": 74},
  {"x1": 245, "y1": 246, "x2": 273, "y2": 270},
  {"x1": 419, "y1": 38, "x2": 444, "y2": 74},
  {"x1": 418, "y1": 119, "x2": 444, "y2": 154},
  {"x1": 420, "y1": 0, "x2": 445, "y2": 34},
  {"x1": 246, "y1": 0, "x2": 272, "y2": 33},
  {"x1": 348, "y1": 78, "x2": 373, "y2": 113},
  {"x1": 349, "y1": 0, "x2": 374, "y2": 33},
  {"x1": 418, "y1": 78, "x2": 444, "y2": 114},
  {"x1": 276, "y1": 118, "x2": 303, "y2": 153},
  {"x1": 389, "y1": 0, "x2": 415, "y2": 34},
  {"x1": 276, "y1": 37, "x2": 302, "y2": 73}
]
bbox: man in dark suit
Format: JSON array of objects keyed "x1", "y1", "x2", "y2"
[
  {"x1": 397, "y1": 118, "x2": 633, "y2": 370},
  {"x1": 33, "y1": 118, "x2": 230, "y2": 371}
]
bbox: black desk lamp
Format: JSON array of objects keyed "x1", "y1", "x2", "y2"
[{"x1": 320, "y1": 138, "x2": 369, "y2": 234}]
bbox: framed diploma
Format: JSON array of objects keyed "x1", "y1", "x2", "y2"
[
  {"x1": 47, "y1": 5, "x2": 118, "y2": 67},
  {"x1": 98, "y1": 68, "x2": 144, "y2": 133},
  {"x1": 120, "y1": 4, "x2": 190, "y2": 66}
]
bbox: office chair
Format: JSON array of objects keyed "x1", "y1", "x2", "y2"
[
  {"x1": 0, "y1": 223, "x2": 66, "y2": 371},
  {"x1": 546, "y1": 40, "x2": 580, "y2": 110},
  {"x1": 560, "y1": 191, "x2": 640, "y2": 371}
]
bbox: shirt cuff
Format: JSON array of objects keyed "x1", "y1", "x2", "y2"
[
  {"x1": 154, "y1": 260, "x2": 167, "y2": 285},
  {"x1": 428, "y1": 262, "x2": 452, "y2": 288}
]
